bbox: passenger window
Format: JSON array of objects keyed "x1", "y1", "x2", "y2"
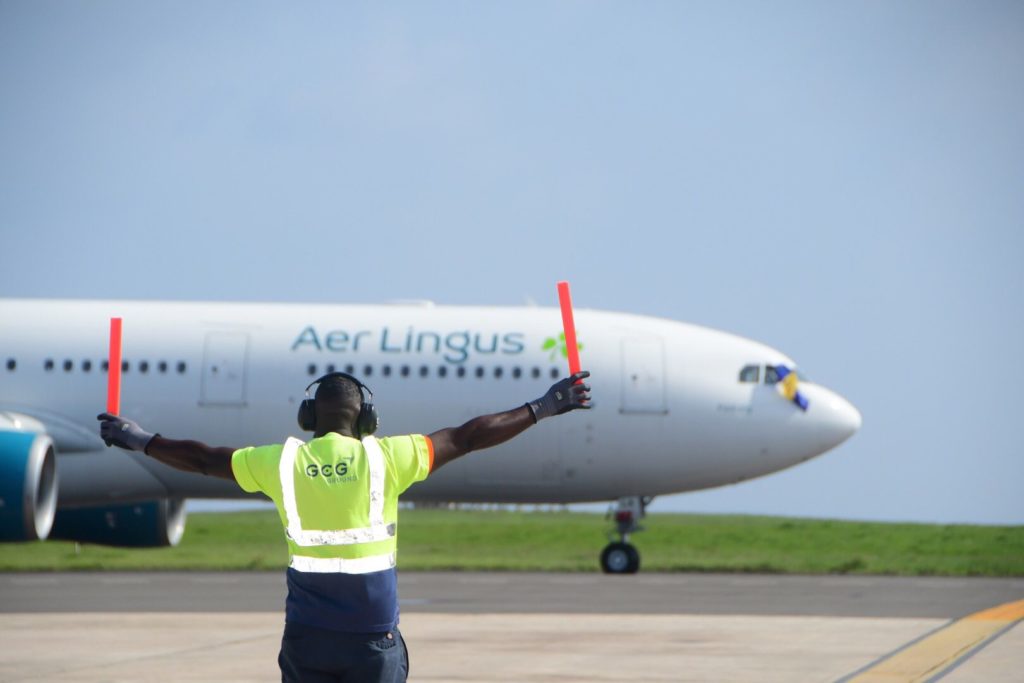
[
  {"x1": 139, "y1": 361, "x2": 149, "y2": 374},
  {"x1": 6, "y1": 359, "x2": 15, "y2": 371},
  {"x1": 63, "y1": 359, "x2": 73, "y2": 372},
  {"x1": 738, "y1": 365, "x2": 759, "y2": 383},
  {"x1": 456, "y1": 366, "x2": 466, "y2": 378},
  {"x1": 512, "y1": 367, "x2": 522, "y2": 379},
  {"x1": 363, "y1": 365, "x2": 373, "y2": 377},
  {"x1": 764, "y1": 365, "x2": 780, "y2": 385},
  {"x1": 494, "y1": 367, "x2": 504, "y2": 379},
  {"x1": 82, "y1": 360, "x2": 92, "y2": 372},
  {"x1": 122, "y1": 361, "x2": 129, "y2": 373},
  {"x1": 177, "y1": 361, "x2": 187, "y2": 374},
  {"x1": 44, "y1": 359, "x2": 54, "y2": 371},
  {"x1": 475, "y1": 367, "x2": 485, "y2": 378},
  {"x1": 345, "y1": 364, "x2": 355, "y2": 374},
  {"x1": 102, "y1": 360, "x2": 109, "y2": 372},
  {"x1": 438, "y1": 366, "x2": 448, "y2": 378},
  {"x1": 382, "y1": 365, "x2": 392, "y2": 377},
  {"x1": 550, "y1": 367, "x2": 559, "y2": 379},
  {"x1": 325, "y1": 364, "x2": 336, "y2": 373},
  {"x1": 307, "y1": 363, "x2": 317, "y2": 376},
  {"x1": 531, "y1": 367, "x2": 541, "y2": 379},
  {"x1": 158, "y1": 361, "x2": 168, "y2": 373},
  {"x1": 400, "y1": 365, "x2": 410, "y2": 378},
  {"x1": 419, "y1": 365, "x2": 429, "y2": 378}
]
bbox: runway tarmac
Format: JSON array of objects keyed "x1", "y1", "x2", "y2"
[
  {"x1": 4, "y1": 571, "x2": 1022, "y2": 617},
  {"x1": 1, "y1": 572, "x2": 1022, "y2": 682}
]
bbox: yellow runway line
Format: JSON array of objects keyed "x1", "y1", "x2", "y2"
[
  {"x1": 966, "y1": 599, "x2": 1024, "y2": 622},
  {"x1": 842, "y1": 599, "x2": 1024, "y2": 683}
]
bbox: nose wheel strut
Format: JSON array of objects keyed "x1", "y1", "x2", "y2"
[{"x1": 600, "y1": 496, "x2": 651, "y2": 574}]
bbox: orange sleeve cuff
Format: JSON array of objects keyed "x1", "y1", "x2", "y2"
[{"x1": 424, "y1": 435, "x2": 435, "y2": 473}]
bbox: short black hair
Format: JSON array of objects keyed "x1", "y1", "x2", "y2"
[{"x1": 314, "y1": 374, "x2": 363, "y2": 409}]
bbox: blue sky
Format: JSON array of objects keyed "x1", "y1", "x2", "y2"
[{"x1": 1, "y1": 2, "x2": 1021, "y2": 524}]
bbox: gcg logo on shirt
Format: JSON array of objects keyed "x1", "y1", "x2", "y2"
[{"x1": 304, "y1": 458, "x2": 355, "y2": 483}]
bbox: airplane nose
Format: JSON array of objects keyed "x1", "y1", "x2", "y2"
[{"x1": 811, "y1": 385, "x2": 861, "y2": 447}]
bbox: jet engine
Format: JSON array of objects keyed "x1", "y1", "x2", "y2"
[
  {"x1": 50, "y1": 498, "x2": 187, "y2": 547},
  {"x1": 0, "y1": 430, "x2": 58, "y2": 541}
]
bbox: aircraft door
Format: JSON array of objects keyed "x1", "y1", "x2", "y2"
[
  {"x1": 200, "y1": 332, "x2": 249, "y2": 407},
  {"x1": 621, "y1": 338, "x2": 667, "y2": 414}
]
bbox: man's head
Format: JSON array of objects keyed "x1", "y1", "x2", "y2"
[
  {"x1": 312, "y1": 373, "x2": 363, "y2": 436},
  {"x1": 303, "y1": 373, "x2": 378, "y2": 438}
]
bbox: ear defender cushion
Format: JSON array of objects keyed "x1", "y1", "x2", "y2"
[
  {"x1": 358, "y1": 403, "x2": 379, "y2": 437},
  {"x1": 297, "y1": 399, "x2": 317, "y2": 432}
]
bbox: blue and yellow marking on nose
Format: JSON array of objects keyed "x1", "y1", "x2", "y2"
[{"x1": 774, "y1": 365, "x2": 809, "y2": 411}]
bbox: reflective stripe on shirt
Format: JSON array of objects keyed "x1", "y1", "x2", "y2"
[
  {"x1": 279, "y1": 436, "x2": 395, "y2": 548},
  {"x1": 290, "y1": 552, "x2": 397, "y2": 574}
]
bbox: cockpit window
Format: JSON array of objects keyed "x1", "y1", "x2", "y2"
[
  {"x1": 738, "y1": 365, "x2": 760, "y2": 383},
  {"x1": 763, "y1": 365, "x2": 810, "y2": 384}
]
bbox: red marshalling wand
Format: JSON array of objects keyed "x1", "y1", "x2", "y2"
[
  {"x1": 556, "y1": 281, "x2": 581, "y2": 377},
  {"x1": 107, "y1": 317, "x2": 122, "y2": 415}
]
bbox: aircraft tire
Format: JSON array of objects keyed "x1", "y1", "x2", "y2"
[{"x1": 600, "y1": 542, "x2": 640, "y2": 574}]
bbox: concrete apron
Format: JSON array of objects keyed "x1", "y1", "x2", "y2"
[{"x1": 2, "y1": 612, "x2": 1019, "y2": 682}]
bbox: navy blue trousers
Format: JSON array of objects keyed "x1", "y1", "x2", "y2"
[{"x1": 278, "y1": 621, "x2": 409, "y2": 683}]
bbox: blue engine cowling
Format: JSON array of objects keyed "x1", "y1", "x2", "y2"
[
  {"x1": 49, "y1": 498, "x2": 187, "y2": 547},
  {"x1": 0, "y1": 430, "x2": 58, "y2": 541}
]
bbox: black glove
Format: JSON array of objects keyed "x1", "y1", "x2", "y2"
[
  {"x1": 97, "y1": 413, "x2": 157, "y2": 453},
  {"x1": 526, "y1": 371, "x2": 592, "y2": 423}
]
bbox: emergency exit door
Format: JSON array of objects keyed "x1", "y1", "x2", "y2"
[
  {"x1": 621, "y1": 338, "x2": 667, "y2": 414},
  {"x1": 200, "y1": 332, "x2": 249, "y2": 406}
]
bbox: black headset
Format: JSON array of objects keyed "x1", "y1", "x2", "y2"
[{"x1": 297, "y1": 372, "x2": 379, "y2": 437}]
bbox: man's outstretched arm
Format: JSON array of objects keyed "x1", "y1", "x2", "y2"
[
  {"x1": 428, "y1": 371, "x2": 591, "y2": 471},
  {"x1": 97, "y1": 413, "x2": 237, "y2": 480}
]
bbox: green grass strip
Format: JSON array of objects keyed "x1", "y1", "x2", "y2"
[{"x1": 1, "y1": 510, "x2": 1021, "y2": 575}]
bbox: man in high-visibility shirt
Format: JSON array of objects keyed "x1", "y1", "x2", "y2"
[{"x1": 97, "y1": 369, "x2": 591, "y2": 683}]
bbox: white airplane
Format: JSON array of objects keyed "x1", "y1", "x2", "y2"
[{"x1": 0, "y1": 298, "x2": 860, "y2": 573}]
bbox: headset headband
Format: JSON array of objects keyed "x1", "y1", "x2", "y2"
[{"x1": 305, "y1": 371, "x2": 373, "y2": 402}]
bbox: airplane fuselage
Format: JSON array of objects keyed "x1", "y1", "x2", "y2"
[{"x1": 0, "y1": 299, "x2": 860, "y2": 509}]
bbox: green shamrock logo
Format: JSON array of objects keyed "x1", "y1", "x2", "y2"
[{"x1": 542, "y1": 332, "x2": 584, "y2": 361}]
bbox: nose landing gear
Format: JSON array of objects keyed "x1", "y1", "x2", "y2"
[{"x1": 600, "y1": 496, "x2": 650, "y2": 574}]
